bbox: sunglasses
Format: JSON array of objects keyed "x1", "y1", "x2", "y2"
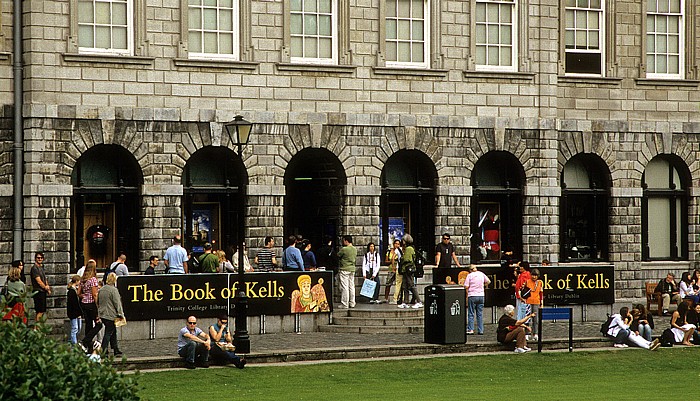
[
  {"x1": 221, "y1": 321, "x2": 228, "y2": 324},
  {"x1": 187, "y1": 322, "x2": 197, "y2": 325}
]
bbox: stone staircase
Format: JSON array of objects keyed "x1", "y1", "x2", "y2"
[{"x1": 320, "y1": 305, "x2": 425, "y2": 334}]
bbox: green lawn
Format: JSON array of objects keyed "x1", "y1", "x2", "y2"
[{"x1": 138, "y1": 347, "x2": 700, "y2": 400}]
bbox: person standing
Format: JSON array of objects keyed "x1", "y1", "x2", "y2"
[
  {"x1": 78, "y1": 259, "x2": 103, "y2": 353},
  {"x1": 435, "y1": 233, "x2": 461, "y2": 269},
  {"x1": 337, "y1": 235, "x2": 357, "y2": 309},
  {"x1": 144, "y1": 256, "x2": 158, "y2": 275},
  {"x1": 283, "y1": 235, "x2": 305, "y2": 271},
  {"x1": 108, "y1": 254, "x2": 129, "y2": 277},
  {"x1": 362, "y1": 242, "x2": 381, "y2": 304},
  {"x1": 464, "y1": 264, "x2": 491, "y2": 335},
  {"x1": 254, "y1": 236, "x2": 277, "y2": 272},
  {"x1": 316, "y1": 236, "x2": 338, "y2": 273},
  {"x1": 301, "y1": 240, "x2": 317, "y2": 270},
  {"x1": 163, "y1": 234, "x2": 188, "y2": 274},
  {"x1": 514, "y1": 261, "x2": 531, "y2": 320},
  {"x1": 384, "y1": 239, "x2": 402, "y2": 304},
  {"x1": 30, "y1": 252, "x2": 51, "y2": 322},
  {"x1": 66, "y1": 275, "x2": 82, "y2": 345},
  {"x1": 11, "y1": 260, "x2": 26, "y2": 284},
  {"x1": 178, "y1": 316, "x2": 211, "y2": 369},
  {"x1": 397, "y1": 234, "x2": 423, "y2": 309},
  {"x1": 98, "y1": 272, "x2": 124, "y2": 357},
  {"x1": 198, "y1": 243, "x2": 219, "y2": 273},
  {"x1": 524, "y1": 269, "x2": 544, "y2": 341},
  {"x1": 233, "y1": 243, "x2": 254, "y2": 272}
]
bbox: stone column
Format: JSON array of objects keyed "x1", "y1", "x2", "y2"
[
  {"x1": 140, "y1": 185, "x2": 183, "y2": 271},
  {"x1": 609, "y1": 188, "x2": 643, "y2": 299}
]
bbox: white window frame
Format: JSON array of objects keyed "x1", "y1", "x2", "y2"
[
  {"x1": 474, "y1": 0, "x2": 517, "y2": 72},
  {"x1": 645, "y1": 0, "x2": 685, "y2": 79},
  {"x1": 564, "y1": 0, "x2": 604, "y2": 76},
  {"x1": 187, "y1": 0, "x2": 240, "y2": 60},
  {"x1": 289, "y1": 0, "x2": 339, "y2": 65},
  {"x1": 77, "y1": 0, "x2": 134, "y2": 56},
  {"x1": 384, "y1": 0, "x2": 430, "y2": 69}
]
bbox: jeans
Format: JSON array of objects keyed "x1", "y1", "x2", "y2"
[
  {"x1": 401, "y1": 273, "x2": 421, "y2": 304},
  {"x1": 338, "y1": 270, "x2": 356, "y2": 308},
  {"x1": 638, "y1": 323, "x2": 653, "y2": 342},
  {"x1": 366, "y1": 274, "x2": 381, "y2": 301},
  {"x1": 528, "y1": 304, "x2": 540, "y2": 335},
  {"x1": 209, "y1": 343, "x2": 241, "y2": 365},
  {"x1": 70, "y1": 318, "x2": 82, "y2": 344},
  {"x1": 516, "y1": 299, "x2": 529, "y2": 321},
  {"x1": 178, "y1": 341, "x2": 209, "y2": 364},
  {"x1": 468, "y1": 296, "x2": 485, "y2": 334},
  {"x1": 614, "y1": 328, "x2": 630, "y2": 344},
  {"x1": 102, "y1": 318, "x2": 120, "y2": 353}
]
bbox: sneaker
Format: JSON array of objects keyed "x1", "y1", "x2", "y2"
[
  {"x1": 533, "y1": 334, "x2": 539, "y2": 341},
  {"x1": 114, "y1": 351, "x2": 123, "y2": 357},
  {"x1": 398, "y1": 303, "x2": 409, "y2": 309},
  {"x1": 375, "y1": 300, "x2": 383, "y2": 304},
  {"x1": 613, "y1": 343, "x2": 628, "y2": 348},
  {"x1": 526, "y1": 335, "x2": 531, "y2": 341},
  {"x1": 523, "y1": 346, "x2": 532, "y2": 351},
  {"x1": 466, "y1": 330, "x2": 475, "y2": 335},
  {"x1": 185, "y1": 362, "x2": 196, "y2": 369},
  {"x1": 78, "y1": 343, "x2": 88, "y2": 354},
  {"x1": 389, "y1": 300, "x2": 397, "y2": 305},
  {"x1": 369, "y1": 300, "x2": 376, "y2": 304},
  {"x1": 93, "y1": 341, "x2": 102, "y2": 352},
  {"x1": 650, "y1": 339, "x2": 660, "y2": 351},
  {"x1": 412, "y1": 302, "x2": 424, "y2": 309},
  {"x1": 514, "y1": 348, "x2": 527, "y2": 353}
]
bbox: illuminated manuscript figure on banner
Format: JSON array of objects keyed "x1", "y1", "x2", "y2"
[{"x1": 291, "y1": 275, "x2": 330, "y2": 313}]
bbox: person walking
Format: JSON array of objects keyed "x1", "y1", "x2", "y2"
[
  {"x1": 464, "y1": 264, "x2": 491, "y2": 335},
  {"x1": 78, "y1": 259, "x2": 103, "y2": 353},
  {"x1": 397, "y1": 234, "x2": 423, "y2": 309},
  {"x1": 337, "y1": 235, "x2": 357, "y2": 309},
  {"x1": 98, "y1": 272, "x2": 125, "y2": 357}
]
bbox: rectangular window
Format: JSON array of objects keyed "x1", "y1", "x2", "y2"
[
  {"x1": 290, "y1": 0, "x2": 337, "y2": 64},
  {"x1": 188, "y1": 0, "x2": 239, "y2": 60},
  {"x1": 385, "y1": 0, "x2": 429, "y2": 68},
  {"x1": 78, "y1": 0, "x2": 133, "y2": 55},
  {"x1": 564, "y1": 0, "x2": 603, "y2": 75},
  {"x1": 475, "y1": 0, "x2": 516, "y2": 71},
  {"x1": 646, "y1": 0, "x2": 684, "y2": 78}
]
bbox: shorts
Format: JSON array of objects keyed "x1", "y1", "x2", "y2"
[{"x1": 34, "y1": 291, "x2": 47, "y2": 313}]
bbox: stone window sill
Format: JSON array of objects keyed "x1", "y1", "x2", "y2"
[
  {"x1": 276, "y1": 63, "x2": 356, "y2": 74},
  {"x1": 463, "y1": 70, "x2": 535, "y2": 81},
  {"x1": 558, "y1": 76, "x2": 622, "y2": 85},
  {"x1": 62, "y1": 53, "x2": 155, "y2": 66},
  {"x1": 173, "y1": 58, "x2": 258, "y2": 70},
  {"x1": 635, "y1": 78, "x2": 699, "y2": 87},
  {"x1": 0, "y1": 52, "x2": 10, "y2": 61},
  {"x1": 373, "y1": 67, "x2": 448, "y2": 77}
]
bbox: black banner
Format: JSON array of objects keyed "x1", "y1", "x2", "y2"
[
  {"x1": 117, "y1": 272, "x2": 333, "y2": 320},
  {"x1": 432, "y1": 265, "x2": 615, "y2": 307}
]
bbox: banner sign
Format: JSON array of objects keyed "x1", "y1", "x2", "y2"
[
  {"x1": 432, "y1": 265, "x2": 615, "y2": 307},
  {"x1": 117, "y1": 272, "x2": 333, "y2": 320}
]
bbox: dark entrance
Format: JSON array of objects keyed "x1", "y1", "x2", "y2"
[
  {"x1": 471, "y1": 151, "x2": 524, "y2": 263},
  {"x1": 284, "y1": 148, "x2": 347, "y2": 248},
  {"x1": 380, "y1": 150, "x2": 437, "y2": 261},
  {"x1": 183, "y1": 146, "x2": 246, "y2": 257},
  {"x1": 72, "y1": 145, "x2": 142, "y2": 271}
]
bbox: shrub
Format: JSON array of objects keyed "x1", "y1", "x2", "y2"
[{"x1": 0, "y1": 294, "x2": 140, "y2": 400}]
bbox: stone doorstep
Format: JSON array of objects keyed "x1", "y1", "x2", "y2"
[
  {"x1": 318, "y1": 325, "x2": 424, "y2": 334},
  {"x1": 331, "y1": 316, "x2": 424, "y2": 326},
  {"x1": 114, "y1": 337, "x2": 612, "y2": 371}
]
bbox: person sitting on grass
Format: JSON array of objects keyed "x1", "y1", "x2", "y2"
[
  {"x1": 496, "y1": 305, "x2": 536, "y2": 354},
  {"x1": 178, "y1": 315, "x2": 211, "y2": 369},
  {"x1": 208, "y1": 314, "x2": 246, "y2": 369},
  {"x1": 670, "y1": 302, "x2": 696, "y2": 346}
]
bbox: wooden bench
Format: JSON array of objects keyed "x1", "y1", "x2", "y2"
[{"x1": 646, "y1": 281, "x2": 686, "y2": 316}]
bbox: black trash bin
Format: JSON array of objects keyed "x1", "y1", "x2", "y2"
[{"x1": 424, "y1": 284, "x2": 466, "y2": 344}]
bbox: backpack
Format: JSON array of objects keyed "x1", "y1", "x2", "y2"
[
  {"x1": 600, "y1": 314, "x2": 615, "y2": 336},
  {"x1": 414, "y1": 251, "x2": 425, "y2": 278},
  {"x1": 103, "y1": 262, "x2": 121, "y2": 284},
  {"x1": 660, "y1": 328, "x2": 675, "y2": 347}
]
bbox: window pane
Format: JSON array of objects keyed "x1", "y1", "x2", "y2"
[
  {"x1": 386, "y1": 42, "x2": 397, "y2": 61},
  {"x1": 386, "y1": 0, "x2": 396, "y2": 18},
  {"x1": 488, "y1": 46, "x2": 499, "y2": 65},
  {"x1": 501, "y1": 47, "x2": 512, "y2": 66},
  {"x1": 398, "y1": 42, "x2": 410, "y2": 62},
  {"x1": 670, "y1": 0, "x2": 680, "y2": 13},
  {"x1": 412, "y1": 21, "x2": 424, "y2": 41},
  {"x1": 501, "y1": 4, "x2": 512, "y2": 23},
  {"x1": 669, "y1": 36, "x2": 679, "y2": 52},
  {"x1": 398, "y1": 0, "x2": 410, "y2": 18},
  {"x1": 412, "y1": 42, "x2": 423, "y2": 62},
  {"x1": 204, "y1": 32, "x2": 217, "y2": 52},
  {"x1": 656, "y1": 35, "x2": 667, "y2": 53},
  {"x1": 220, "y1": 10, "x2": 233, "y2": 31},
  {"x1": 95, "y1": 26, "x2": 111, "y2": 48},
  {"x1": 204, "y1": 0, "x2": 217, "y2": 6},
  {"x1": 189, "y1": 9, "x2": 202, "y2": 29},
  {"x1": 657, "y1": 16, "x2": 667, "y2": 32},
  {"x1": 412, "y1": 0, "x2": 424, "y2": 17},
  {"x1": 646, "y1": 55, "x2": 654, "y2": 71},
  {"x1": 576, "y1": 31, "x2": 586, "y2": 47},
  {"x1": 658, "y1": 0, "x2": 668, "y2": 13},
  {"x1": 220, "y1": 33, "x2": 233, "y2": 54},
  {"x1": 304, "y1": 0, "x2": 317, "y2": 13},
  {"x1": 668, "y1": 17, "x2": 679, "y2": 33},
  {"x1": 588, "y1": 31, "x2": 599, "y2": 48},
  {"x1": 476, "y1": 25, "x2": 486, "y2": 42},
  {"x1": 588, "y1": 11, "x2": 598, "y2": 29},
  {"x1": 113, "y1": 27, "x2": 127, "y2": 49},
  {"x1": 319, "y1": 0, "x2": 332, "y2": 13},
  {"x1": 565, "y1": 10, "x2": 574, "y2": 29},
  {"x1": 319, "y1": 15, "x2": 331, "y2": 35},
  {"x1": 95, "y1": 2, "x2": 110, "y2": 25},
  {"x1": 203, "y1": 9, "x2": 217, "y2": 30},
  {"x1": 221, "y1": 0, "x2": 233, "y2": 7},
  {"x1": 398, "y1": 20, "x2": 410, "y2": 40},
  {"x1": 476, "y1": 45, "x2": 486, "y2": 65},
  {"x1": 487, "y1": 4, "x2": 498, "y2": 23},
  {"x1": 291, "y1": 14, "x2": 302, "y2": 34},
  {"x1": 319, "y1": 38, "x2": 332, "y2": 58},
  {"x1": 647, "y1": 0, "x2": 656, "y2": 12},
  {"x1": 78, "y1": 1, "x2": 94, "y2": 23},
  {"x1": 304, "y1": 37, "x2": 317, "y2": 57},
  {"x1": 291, "y1": 0, "x2": 302, "y2": 11},
  {"x1": 646, "y1": 34, "x2": 655, "y2": 51},
  {"x1": 656, "y1": 55, "x2": 667, "y2": 72},
  {"x1": 576, "y1": 11, "x2": 586, "y2": 29},
  {"x1": 669, "y1": 55, "x2": 679, "y2": 73},
  {"x1": 565, "y1": 30, "x2": 575, "y2": 47},
  {"x1": 488, "y1": 25, "x2": 498, "y2": 44},
  {"x1": 113, "y1": 3, "x2": 127, "y2": 25},
  {"x1": 78, "y1": 25, "x2": 94, "y2": 47},
  {"x1": 648, "y1": 198, "x2": 671, "y2": 258},
  {"x1": 501, "y1": 26, "x2": 512, "y2": 45},
  {"x1": 304, "y1": 15, "x2": 317, "y2": 35},
  {"x1": 291, "y1": 36, "x2": 303, "y2": 56},
  {"x1": 476, "y1": 3, "x2": 485, "y2": 21}
]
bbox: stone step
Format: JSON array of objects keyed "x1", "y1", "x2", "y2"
[
  {"x1": 332, "y1": 316, "x2": 424, "y2": 326},
  {"x1": 318, "y1": 325, "x2": 423, "y2": 334},
  {"x1": 343, "y1": 308, "x2": 424, "y2": 319}
]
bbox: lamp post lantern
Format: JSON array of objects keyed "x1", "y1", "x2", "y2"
[{"x1": 224, "y1": 115, "x2": 252, "y2": 354}]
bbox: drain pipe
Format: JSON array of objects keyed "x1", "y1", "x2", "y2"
[{"x1": 12, "y1": 0, "x2": 24, "y2": 260}]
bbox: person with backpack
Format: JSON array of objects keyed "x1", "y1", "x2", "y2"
[
  {"x1": 397, "y1": 234, "x2": 422, "y2": 309},
  {"x1": 198, "y1": 243, "x2": 219, "y2": 273},
  {"x1": 605, "y1": 307, "x2": 660, "y2": 350},
  {"x1": 106, "y1": 254, "x2": 129, "y2": 281}
]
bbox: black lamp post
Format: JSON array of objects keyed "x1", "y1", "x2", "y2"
[{"x1": 224, "y1": 115, "x2": 252, "y2": 354}]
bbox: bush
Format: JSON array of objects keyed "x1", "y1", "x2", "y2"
[{"x1": 0, "y1": 294, "x2": 140, "y2": 400}]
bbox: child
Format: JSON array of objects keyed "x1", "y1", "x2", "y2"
[{"x1": 67, "y1": 275, "x2": 82, "y2": 345}]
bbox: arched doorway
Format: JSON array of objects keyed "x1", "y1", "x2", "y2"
[
  {"x1": 72, "y1": 145, "x2": 143, "y2": 271},
  {"x1": 183, "y1": 146, "x2": 247, "y2": 257},
  {"x1": 380, "y1": 150, "x2": 437, "y2": 260},
  {"x1": 284, "y1": 148, "x2": 347, "y2": 248},
  {"x1": 560, "y1": 154, "x2": 610, "y2": 261},
  {"x1": 471, "y1": 151, "x2": 524, "y2": 263}
]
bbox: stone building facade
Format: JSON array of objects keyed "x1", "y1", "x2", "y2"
[{"x1": 0, "y1": 0, "x2": 699, "y2": 318}]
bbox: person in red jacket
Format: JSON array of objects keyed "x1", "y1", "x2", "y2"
[{"x1": 514, "y1": 261, "x2": 531, "y2": 320}]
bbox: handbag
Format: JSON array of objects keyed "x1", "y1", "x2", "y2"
[
  {"x1": 360, "y1": 278, "x2": 377, "y2": 298},
  {"x1": 520, "y1": 285, "x2": 531, "y2": 300},
  {"x1": 216, "y1": 342, "x2": 236, "y2": 352},
  {"x1": 114, "y1": 317, "x2": 127, "y2": 327}
]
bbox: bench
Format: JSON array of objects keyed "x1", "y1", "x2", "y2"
[{"x1": 645, "y1": 282, "x2": 685, "y2": 316}]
